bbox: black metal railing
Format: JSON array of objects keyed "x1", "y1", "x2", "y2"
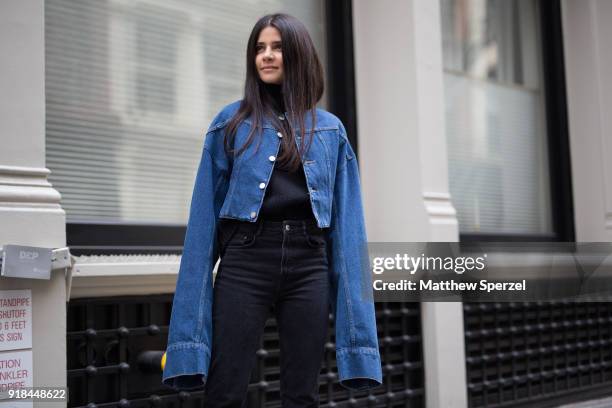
[
  {"x1": 464, "y1": 301, "x2": 612, "y2": 408},
  {"x1": 67, "y1": 296, "x2": 424, "y2": 407}
]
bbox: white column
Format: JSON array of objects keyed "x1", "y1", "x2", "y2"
[
  {"x1": 352, "y1": 1, "x2": 465, "y2": 407},
  {"x1": 562, "y1": 0, "x2": 612, "y2": 241},
  {"x1": 0, "y1": 1, "x2": 67, "y2": 406}
]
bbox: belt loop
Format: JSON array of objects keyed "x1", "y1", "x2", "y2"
[{"x1": 255, "y1": 218, "x2": 265, "y2": 237}]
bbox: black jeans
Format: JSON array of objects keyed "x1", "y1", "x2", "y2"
[{"x1": 204, "y1": 218, "x2": 330, "y2": 408}]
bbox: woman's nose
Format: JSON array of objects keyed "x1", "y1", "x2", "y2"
[{"x1": 263, "y1": 48, "x2": 274, "y2": 60}]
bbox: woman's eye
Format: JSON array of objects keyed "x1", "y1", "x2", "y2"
[{"x1": 256, "y1": 44, "x2": 281, "y2": 51}]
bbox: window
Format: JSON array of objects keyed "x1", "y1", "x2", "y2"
[
  {"x1": 45, "y1": 0, "x2": 329, "y2": 252},
  {"x1": 134, "y1": 5, "x2": 180, "y2": 115},
  {"x1": 440, "y1": 0, "x2": 553, "y2": 236}
]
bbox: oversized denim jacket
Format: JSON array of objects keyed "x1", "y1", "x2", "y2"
[{"x1": 162, "y1": 100, "x2": 382, "y2": 391}]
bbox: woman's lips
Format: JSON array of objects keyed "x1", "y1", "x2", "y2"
[{"x1": 261, "y1": 67, "x2": 278, "y2": 71}]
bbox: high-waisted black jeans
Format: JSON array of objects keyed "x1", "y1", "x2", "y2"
[{"x1": 204, "y1": 218, "x2": 330, "y2": 408}]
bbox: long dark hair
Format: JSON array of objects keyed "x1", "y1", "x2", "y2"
[{"x1": 224, "y1": 13, "x2": 324, "y2": 172}]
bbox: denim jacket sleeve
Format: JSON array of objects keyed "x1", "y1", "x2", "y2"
[
  {"x1": 329, "y1": 123, "x2": 383, "y2": 390},
  {"x1": 162, "y1": 124, "x2": 229, "y2": 390}
]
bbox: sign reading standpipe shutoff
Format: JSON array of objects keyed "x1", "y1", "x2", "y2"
[{"x1": 0, "y1": 290, "x2": 32, "y2": 352}]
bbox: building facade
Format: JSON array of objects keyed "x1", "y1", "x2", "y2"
[{"x1": 1, "y1": 0, "x2": 612, "y2": 407}]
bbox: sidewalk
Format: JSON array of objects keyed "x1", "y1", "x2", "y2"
[{"x1": 557, "y1": 397, "x2": 612, "y2": 408}]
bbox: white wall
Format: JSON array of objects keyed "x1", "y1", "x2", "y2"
[
  {"x1": 562, "y1": 0, "x2": 612, "y2": 241},
  {"x1": 352, "y1": 1, "x2": 464, "y2": 407},
  {"x1": 0, "y1": 1, "x2": 67, "y2": 406}
]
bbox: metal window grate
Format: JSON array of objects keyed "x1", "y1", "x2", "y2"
[
  {"x1": 464, "y1": 301, "x2": 612, "y2": 408},
  {"x1": 67, "y1": 296, "x2": 425, "y2": 407}
]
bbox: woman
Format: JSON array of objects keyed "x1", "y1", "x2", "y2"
[{"x1": 162, "y1": 13, "x2": 382, "y2": 406}]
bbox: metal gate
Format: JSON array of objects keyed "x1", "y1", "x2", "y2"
[
  {"x1": 465, "y1": 301, "x2": 612, "y2": 408},
  {"x1": 67, "y1": 296, "x2": 424, "y2": 407}
]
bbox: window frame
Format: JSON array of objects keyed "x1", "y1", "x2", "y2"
[{"x1": 458, "y1": 0, "x2": 574, "y2": 243}]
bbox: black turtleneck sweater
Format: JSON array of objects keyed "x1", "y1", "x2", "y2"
[{"x1": 258, "y1": 85, "x2": 316, "y2": 221}]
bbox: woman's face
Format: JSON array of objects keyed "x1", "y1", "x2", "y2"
[{"x1": 255, "y1": 26, "x2": 284, "y2": 85}]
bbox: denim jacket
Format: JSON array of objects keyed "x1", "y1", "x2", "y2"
[{"x1": 162, "y1": 100, "x2": 382, "y2": 391}]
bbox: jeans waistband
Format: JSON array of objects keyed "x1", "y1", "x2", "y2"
[
  {"x1": 259, "y1": 218, "x2": 323, "y2": 234},
  {"x1": 219, "y1": 217, "x2": 326, "y2": 236}
]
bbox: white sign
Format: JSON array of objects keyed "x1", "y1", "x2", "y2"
[
  {"x1": 0, "y1": 350, "x2": 33, "y2": 392},
  {"x1": 0, "y1": 291, "x2": 31, "y2": 352}
]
